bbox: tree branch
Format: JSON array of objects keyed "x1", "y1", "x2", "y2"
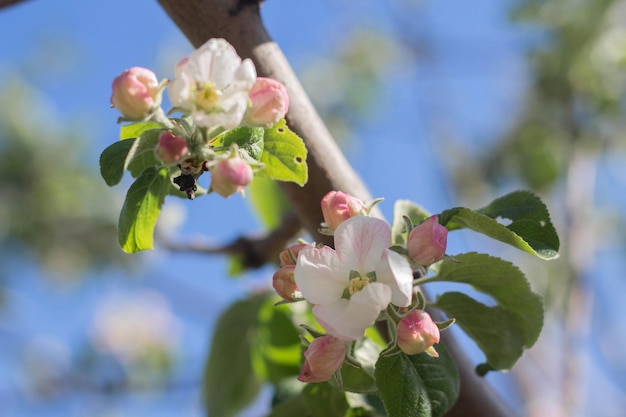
[
  {"x1": 0, "y1": 0, "x2": 30, "y2": 10},
  {"x1": 161, "y1": 212, "x2": 302, "y2": 269},
  {"x1": 156, "y1": 0, "x2": 513, "y2": 415}
]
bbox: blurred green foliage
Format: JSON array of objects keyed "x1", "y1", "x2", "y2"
[{"x1": 0, "y1": 78, "x2": 129, "y2": 279}]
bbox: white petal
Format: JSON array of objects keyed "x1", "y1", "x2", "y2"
[
  {"x1": 295, "y1": 245, "x2": 347, "y2": 304},
  {"x1": 376, "y1": 249, "x2": 414, "y2": 307},
  {"x1": 313, "y1": 283, "x2": 391, "y2": 340},
  {"x1": 334, "y1": 217, "x2": 391, "y2": 273}
]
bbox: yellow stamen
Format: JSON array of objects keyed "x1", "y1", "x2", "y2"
[
  {"x1": 193, "y1": 82, "x2": 221, "y2": 112},
  {"x1": 348, "y1": 276, "x2": 370, "y2": 295}
]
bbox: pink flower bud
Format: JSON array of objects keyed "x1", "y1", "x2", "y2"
[
  {"x1": 245, "y1": 77, "x2": 289, "y2": 127},
  {"x1": 210, "y1": 154, "x2": 253, "y2": 198},
  {"x1": 278, "y1": 243, "x2": 308, "y2": 267},
  {"x1": 157, "y1": 131, "x2": 188, "y2": 164},
  {"x1": 407, "y1": 216, "x2": 448, "y2": 266},
  {"x1": 321, "y1": 191, "x2": 367, "y2": 230},
  {"x1": 298, "y1": 335, "x2": 346, "y2": 383},
  {"x1": 110, "y1": 67, "x2": 162, "y2": 120},
  {"x1": 272, "y1": 265, "x2": 301, "y2": 302},
  {"x1": 396, "y1": 310, "x2": 440, "y2": 356}
]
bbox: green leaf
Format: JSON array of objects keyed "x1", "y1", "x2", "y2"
[
  {"x1": 118, "y1": 167, "x2": 170, "y2": 253},
  {"x1": 333, "y1": 338, "x2": 379, "y2": 394},
  {"x1": 119, "y1": 120, "x2": 163, "y2": 140},
  {"x1": 203, "y1": 294, "x2": 267, "y2": 417},
  {"x1": 251, "y1": 299, "x2": 302, "y2": 383},
  {"x1": 221, "y1": 126, "x2": 265, "y2": 161},
  {"x1": 302, "y1": 383, "x2": 349, "y2": 417},
  {"x1": 429, "y1": 252, "x2": 544, "y2": 369},
  {"x1": 99, "y1": 139, "x2": 136, "y2": 186},
  {"x1": 126, "y1": 129, "x2": 164, "y2": 177},
  {"x1": 432, "y1": 292, "x2": 524, "y2": 370},
  {"x1": 258, "y1": 119, "x2": 308, "y2": 186},
  {"x1": 391, "y1": 200, "x2": 432, "y2": 245},
  {"x1": 439, "y1": 190, "x2": 559, "y2": 260},
  {"x1": 247, "y1": 176, "x2": 292, "y2": 230},
  {"x1": 375, "y1": 345, "x2": 459, "y2": 417},
  {"x1": 267, "y1": 394, "x2": 310, "y2": 417}
]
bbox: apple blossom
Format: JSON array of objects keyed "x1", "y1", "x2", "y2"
[
  {"x1": 210, "y1": 152, "x2": 253, "y2": 197},
  {"x1": 272, "y1": 265, "x2": 302, "y2": 302},
  {"x1": 244, "y1": 77, "x2": 289, "y2": 127},
  {"x1": 157, "y1": 131, "x2": 188, "y2": 164},
  {"x1": 168, "y1": 38, "x2": 256, "y2": 131},
  {"x1": 396, "y1": 309, "x2": 440, "y2": 357},
  {"x1": 295, "y1": 216, "x2": 414, "y2": 341},
  {"x1": 321, "y1": 191, "x2": 367, "y2": 230},
  {"x1": 407, "y1": 215, "x2": 448, "y2": 266},
  {"x1": 110, "y1": 67, "x2": 163, "y2": 121},
  {"x1": 297, "y1": 335, "x2": 346, "y2": 383}
]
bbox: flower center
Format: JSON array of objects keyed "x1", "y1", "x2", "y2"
[
  {"x1": 348, "y1": 276, "x2": 370, "y2": 295},
  {"x1": 193, "y1": 82, "x2": 222, "y2": 112}
]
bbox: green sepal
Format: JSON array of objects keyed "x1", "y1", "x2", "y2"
[
  {"x1": 117, "y1": 167, "x2": 170, "y2": 253},
  {"x1": 439, "y1": 190, "x2": 560, "y2": 260},
  {"x1": 428, "y1": 252, "x2": 544, "y2": 371},
  {"x1": 257, "y1": 119, "x2": 308, "y2": 186}
]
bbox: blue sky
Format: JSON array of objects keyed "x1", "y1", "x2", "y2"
[{"x1": 1, "y1": 0, "x2": 624, "y2": 416}]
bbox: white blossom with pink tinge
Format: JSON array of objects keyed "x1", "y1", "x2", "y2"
[{"x1": 295, "y1": 216, "x2": 414, "y2": 341}]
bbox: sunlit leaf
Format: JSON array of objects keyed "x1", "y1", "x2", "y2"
[
  {"x1": 119, "y1": 120, "x2": 163, "y2": 140},
  {"x1": 220, "y1": 125, "x2": 265, "y2": 161},
  {"x1": 439, "y1": 190, "x2": 559, "y2": 260},
  {"x1": 118, "y1": 167, "x2": 169, "y2": 253},
  {"x1": 258, "y1": 119, "x2": 308, "y2": 186}
]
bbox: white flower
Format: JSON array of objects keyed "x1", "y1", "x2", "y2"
[
  {"x1": 295, "y1": 216, "x2": 414, "y2": 341},
  {"x1": 169, "y1": 38, "x2": 256, "y2": 130}
]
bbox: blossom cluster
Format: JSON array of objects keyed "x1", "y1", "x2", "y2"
[
  {"x1": 272, "y1": 191, "x2": 449, "y2": 383},
  {"x1": 110, "y1": 38, "x2": 289, "y2": 198}
]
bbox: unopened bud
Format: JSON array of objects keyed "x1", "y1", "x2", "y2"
[
  {"x1": 272, "y1": 266, "x2": 301, "y2": 302},
  {"x1": 157, "y1": 131, "x2": 188, "y2": 164},
  {"x1": 321, "y1": 191, "x2": 367, "y2": 230},
  {"x1": 110, "y1": 67, "x2": 162, "y2": 121},
  {"x1": 245, "y1": 77, "x2": 289, "y2": 127},
  {"x1": 278, "y1": 243, "x2": 308, "y2": 266},
  {"x1": 407, "y1": 216, "x2": 447, "y2": 266},
  {"x1": 298, "y1": 335, "x2": 346, "y2": 383},
  {"x1": 396, "y1": 310, "x2": 440, "y2": 357},
  {"x1": 210, "y1": 152, "x2": 253, "y2": 198}
]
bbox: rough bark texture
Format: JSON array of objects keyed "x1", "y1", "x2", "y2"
[{"x1": 157, "y1": 0, "x2": 513, "y2": 415}]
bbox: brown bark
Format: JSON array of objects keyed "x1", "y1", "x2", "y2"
[{"x1": 157, "y1": 0, "x2": 513, "y2": 415}]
